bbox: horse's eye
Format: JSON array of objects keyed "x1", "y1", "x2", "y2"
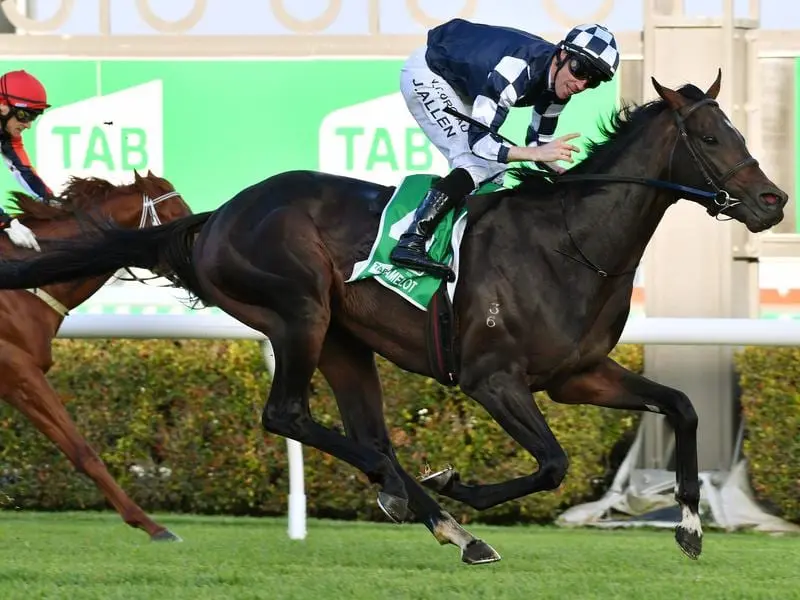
[{"x1": 702, "y1": 135, "x2": 718, "y2": 145}]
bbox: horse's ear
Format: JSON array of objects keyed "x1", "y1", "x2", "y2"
[
  {"x1": 705, "y1": 68, "x2": 722, "y2": 99},
  {"x1": 651, "y1": 76, "x2": 686, "y2": 110},
  {"x1": 147, "y1": 169, "x2": 154, "y2": 177},
  {"x1": 133, "y1": 169, "x2": 141, "y2": 181}
]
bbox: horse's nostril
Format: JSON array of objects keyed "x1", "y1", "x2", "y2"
[{"x1": 761, "y1": 193, "x2": 779, "y2": 206}]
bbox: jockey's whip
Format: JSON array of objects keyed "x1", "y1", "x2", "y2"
[{"x1": 443, "y1": 106, "x2": 519, "y2": 146}]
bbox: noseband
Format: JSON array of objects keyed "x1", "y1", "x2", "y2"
[
  {"x1": 140, "y1": 190, "x2": 181, "y2": 228},
  {"x1": 117, "y1": 189, "x2": 184, "y2": 284}
]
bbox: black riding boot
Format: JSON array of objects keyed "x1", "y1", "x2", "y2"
[{"x1": 389, "y1": 188, "x2": 456, "y2": 281}]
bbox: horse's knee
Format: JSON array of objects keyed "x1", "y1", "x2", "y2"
[
  {"x1": 261, "y1": 405, "x2": 306, "y2": 438},
  {"x1": 666, "y1": 391, "x2": 698, "y2": 433},
  {"x1": 77, "y1": 444, "x2": 102, "y2": 467},
  {"x1": 679, "y1": 396, "x2": 698, "y2": 431},
  {"x1": 71, "y1": 444, "x2": 103, "y2": 477},
  {"x1": 540, "y1": 448, "x2": 569, "y2": 490}
]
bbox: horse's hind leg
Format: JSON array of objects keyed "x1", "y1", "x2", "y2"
[
  {"x1": 318, "y1": 326, "x2": 500, "y2": 565},
  {"x1": 547, "y1": 357, "x2": 702, "y2": 560},
  {"x1": 199, "y1": 257, "x2": 410, "y2": 519},
  {"x1": 260, "y1": 314, "x2": 409, "y2": 520},
  {"x1": 0, "y1": 348, "x2": 178, "y2": 541}
]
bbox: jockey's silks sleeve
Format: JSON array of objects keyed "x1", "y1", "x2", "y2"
[
  {"x1": 1, "y1": 135, "x2": 52, "y2": 200},
  {"x1": 424, "y1": 19, "x2": 571, "y2": 165},
  {"x1": 469, "y1": 56, "x2": 569, "y2": 163}
]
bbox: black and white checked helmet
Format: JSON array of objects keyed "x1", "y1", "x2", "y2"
[{"x1": 560, "y1": 23, "x2": 620, "y2": 80}]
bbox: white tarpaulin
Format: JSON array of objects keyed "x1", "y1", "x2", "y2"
[{"x1": 557, "y1": 424, "x2": 800, "y2": 533}]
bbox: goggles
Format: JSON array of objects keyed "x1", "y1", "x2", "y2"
[
  {"x1": 567, "y1": 55, "x2": 607, "y2": 89},
  {"x1": 8, "y1": 106, "x2": 42, "y2": 123}
]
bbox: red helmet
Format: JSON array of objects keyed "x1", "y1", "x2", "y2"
[{"x1": 0, "y1": 70, "x2": 50, "y2": 110}]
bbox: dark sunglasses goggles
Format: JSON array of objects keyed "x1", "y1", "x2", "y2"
[
  {"x1": 8, "y1": 106, "x2": 43, "y2": 123},
  {"x1": 567, "y1": 55, "x2": 607, "y2": 89}
]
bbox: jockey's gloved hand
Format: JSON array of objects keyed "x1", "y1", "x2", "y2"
[
  {"x1": 43, "y1": 193, "x2": 63, "y2": 208},
  {"x1": 4, "y1": 218, "x2": 41, "y2": 251}
]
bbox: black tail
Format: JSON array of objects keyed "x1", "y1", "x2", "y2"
[{"x1": 0, "y1": 211, "x2": 214, "y2": 297}]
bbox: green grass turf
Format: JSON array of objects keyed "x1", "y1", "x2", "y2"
[{"x1": 0, "y1": 512, "x2": 798, "y2": 599}]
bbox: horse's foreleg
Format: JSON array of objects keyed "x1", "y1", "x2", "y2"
[
  {"x1": 318, "y1": 327, "x2": 500, "y2": 565},
  {"x1": 422, "y1": 363, "x2": 571, "y2": 511},
  {"x1": 547, "y1": 357, "x2": 702, "y2": 560},
  {"x1": 2, "y1": 357, "x2": 178, "y2": 541}
]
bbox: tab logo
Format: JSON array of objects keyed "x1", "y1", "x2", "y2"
[
  {"x1": 35, "y1": 81, "x2": 164, "y2": 193},
  {"x1": 318, "y1": 92, "x2": 448, "y2": 186}
]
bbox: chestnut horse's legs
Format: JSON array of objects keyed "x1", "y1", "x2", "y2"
[{"x1": 2, "y1": 351, "x2": 179, "y2": 541}]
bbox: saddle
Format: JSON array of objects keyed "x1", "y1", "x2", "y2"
[{"x1": 349, "y1": 176, "x2": 508, "y2": 388}]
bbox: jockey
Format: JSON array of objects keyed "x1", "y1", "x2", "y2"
[
  {"x1": 0, "y1": 69, "x2": 54, "y2": 251},
  {"x1": 390, "y1": 19, "x2": 620, "y2": 280}
]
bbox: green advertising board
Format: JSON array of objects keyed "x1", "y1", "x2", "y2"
[{"x1": 0, "y1": 58, "x2": 619, "y2": 212}]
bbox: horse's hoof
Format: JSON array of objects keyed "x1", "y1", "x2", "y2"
[
  {"x1": 377, "y1": 492, "x2": 409, "y2": 523},
  {"x1": 461, "y1": 539, "x2": 501, "y2": 565},
  {"x1": 675, "y1": 525, "x2": 702, "y2": 560},
  {"x1": 151, "y1": 528, "x2": 182, "y2": 542},
  {"x1": 419, "y1": 466, "x2": 456, "y2": 493}
]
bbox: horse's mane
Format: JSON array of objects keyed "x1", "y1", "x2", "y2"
[
  {"x1": 508, "y1": 84, "x2": 709, "y2": 197},
  {"x1": 5, "y1": 175, "x2": 151, "y2": 223}
]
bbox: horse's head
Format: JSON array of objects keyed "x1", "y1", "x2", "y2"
[
  {"x1": 651, "y1": 70, "x2": 788, "y2": 233},
  {"x1": 65, "y1": 169, "x2": 192, "y2": 228},
  {"x1": 9, "y1": 169, "x2": 193, "y2": 234}
]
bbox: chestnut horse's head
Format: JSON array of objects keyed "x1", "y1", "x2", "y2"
[{"x1": 6, "y1": 169, "x2": 192, "y2": 237}]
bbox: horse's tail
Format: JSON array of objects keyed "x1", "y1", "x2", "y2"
[{"x1": 0, "y1": 211, "x2": 214, "y2": 295}]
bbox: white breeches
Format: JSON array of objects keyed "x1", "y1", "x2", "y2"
[{"x1": 399, "y1": 46, "x2": 508, "y2": 188}]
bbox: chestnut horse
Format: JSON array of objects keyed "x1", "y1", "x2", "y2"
[
  {"x1": 0, "y1": 74, "x2": 788, "y2": 563},
  {"x1": 0, "y1": 170, "x2": 191, "y2": 541}
]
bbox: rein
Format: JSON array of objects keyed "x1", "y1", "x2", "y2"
[
  {"x1": 526, "y1": 97, "x2": 757, "y2": 277},
  {"x1": 447, "y1": 100, "x2": 757, "y2": 277}
]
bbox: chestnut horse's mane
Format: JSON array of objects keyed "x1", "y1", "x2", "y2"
[{"x1": 5, "y1": 175, "x2": 156, "y2": 223}]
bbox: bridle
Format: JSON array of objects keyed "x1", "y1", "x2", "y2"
[
  {"x1": 553, "y1": 96, "x2": 758, "y2": 218},
  {"x1": 124, "y1": 189, "x2": 184, "y2": 283},
  {"x1": 666, "y1": 97, "x2": 758, "y2": 218},
  {"x1": 545, "y1": 96, "x2": 760, "y2": 277},
  {"x1": 139, "y1": 190, "x2": 181, "y2": 228},
  {"x1": 446, "y1": 98, "x2": 758, "y2": 220},
  {"x1": 442, "y1": 101, "x2": 760, "y2": 277}
]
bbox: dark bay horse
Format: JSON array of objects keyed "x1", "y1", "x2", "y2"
[
  {"x1": 0, "y1": 170, "x2": 191, "y2": 541},
  {"x1": 0, "y1": 73, "x2": 787, "y2": 563}
]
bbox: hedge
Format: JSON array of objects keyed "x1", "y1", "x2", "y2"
[
  {"x1": 0, "y1": 339, "x2": 643, "y2": 523},
  {"x1": 734, "y1": 346, "x2": 800, "y2": 524}
]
